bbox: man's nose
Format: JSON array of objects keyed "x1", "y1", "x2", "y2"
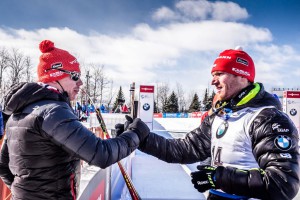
[
  {"x1": 211, "y1": 77, "x2": 217, "y2": 85},
  {"x1": 77, "y1": 79, "x2": 83, "y2": 86}
]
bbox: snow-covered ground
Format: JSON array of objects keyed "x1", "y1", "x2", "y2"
[{"x1": 154, "y1": 118, "x2": 200, "y2": 132}]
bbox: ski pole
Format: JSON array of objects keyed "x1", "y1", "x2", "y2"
[
  {"x1": 95, "y1": 108, "x2": 142, "y2": 200},
  {"x1": 81, "y1": 89, "x2": 142, "y2": 200}
]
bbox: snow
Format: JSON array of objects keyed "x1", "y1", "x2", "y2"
[{"x1": 154, "y1": 117, "x2": 200, "y2": 132}]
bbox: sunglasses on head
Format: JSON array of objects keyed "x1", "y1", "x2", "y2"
[{"x1": 45, "y1": 64, "x2": 81, "y2": 81}]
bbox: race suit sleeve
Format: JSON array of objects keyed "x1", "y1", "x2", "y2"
[
  {"x1": 41, "y1": 104, "x2": 141, "y2": 169},
  {"x1": 214, "y1": 108, "x2": 300, "y2": 200},
  {"x1": 0, "y1": 138, "x2": 14, "y2": 188},
  {"x1": 138, "y1": 115, "x2": 212, "y2": 164}
]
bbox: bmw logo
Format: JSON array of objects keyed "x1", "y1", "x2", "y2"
[
  {"x1": 290, "y1": 108, "x2": 297, "y2": 116},
  {"x1": 143, "y1": 103, "x2": 150, "y2": 111},
  {"x1": 274, "y1": 135, "x2": 292, "y2": 151},
  {"x1": 216, "y1": 121, "x2": 228, "y2": 138}
]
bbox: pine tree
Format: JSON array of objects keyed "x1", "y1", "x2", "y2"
[
  {"x1": 188, "y1": 93, "x2": 200, "y2": 112},
  {"x1": 165, "y1": 91, "x2": 179, "y2": 113},
  {"x1": 202, "y1": 89, "x2": 210, "y2": 111},
  {"x1": 209, "y1": 90, "x2": 216, "y2": 107},
  {"x1": 112, "y1": 86, "x2": 125, "y2": 112}
]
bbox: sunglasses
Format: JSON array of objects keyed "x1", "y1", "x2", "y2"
[
  {"x1": 59, "y1": 69, "x2": 81, "y2": 81},
  {"x1": 45, "y1": 63, "x2": 81, "y2": 81}
]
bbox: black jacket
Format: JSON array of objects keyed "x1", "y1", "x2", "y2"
[
  {"x1": 0, "y1": 82, "x2": 140, "y2": 200},
  {"x1": 139, "y1": 83, "x2": 299, "y2": 200}
]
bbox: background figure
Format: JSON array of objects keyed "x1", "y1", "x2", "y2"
[
  {"x1": 81, "y1": 100, "x2": 87, "y2": 115},
  {"x1": 121, "y1": 104, "x2": 129, "y2": 113},
  {"x1": 100, "y1": 104, "x2": 106, "y2": 113},
  {"x1": 87, "y1": 103, "x2": 95, "y2": 114},
  {"x1": 75, "y1": 101, "x2": 82, "y2": 118}
]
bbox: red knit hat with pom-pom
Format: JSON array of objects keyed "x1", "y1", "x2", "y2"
[
  {"x1": 37, "y1": 40, "x2": 80, "y2": 83},
  {"x1": 211, "y1": 46, "x2": 255, "y2": 82}
]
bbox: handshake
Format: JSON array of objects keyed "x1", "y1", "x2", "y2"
[{"x1": 114, "y1": 115, "x2": 150, "y2": 142}]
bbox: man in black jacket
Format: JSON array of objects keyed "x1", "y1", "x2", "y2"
[
  {"x1": 118, "y1": 47, "x2": 299, "y2": 200},
  {"x1": 0, "y1": 40, "x2": 149, "y2": 200}
]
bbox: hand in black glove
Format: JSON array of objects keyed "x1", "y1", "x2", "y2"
[
  {"x1": 191, "y1": 165, "x2": 218, "y2": 193},
  {"x1": 127, "y1": 118, "x2": 150, "y2": 142},
  {"x1": 115, "y1": 115, "x2": 133, "y2": 137}
]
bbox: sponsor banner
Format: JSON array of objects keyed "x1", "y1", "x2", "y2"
[
  {"x1": 283, "y1": 91, "x2": 300, "y2": 98},
  {"x1": 153, "y1": 112, "x2": 203, "y2": 118},
  {"x1": 153, "y1": 113, "x2": 163, "y2": 118},
  {"x1": 162, "y1": 113, "x2": 188, "y2": 118},
  {"x1": 140, "y1": 85, "x2": 155, "y2": 93},
  {"x1": 283, "y1": 91, "x2": 300, "y2": 141},
  {"x1": 138, "y1": 85, "x2": 154, "y2": 130},
  {"x1": 190, "y1": 112, "x2": 203, "y2": 118}
]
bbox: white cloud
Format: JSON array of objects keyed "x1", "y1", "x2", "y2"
[
  {"x1": 210, "y1": 1, "x2": 248, "y2": 21},
  {"x1": 133, "y1": 21, "x2": 272, "y2": 51},
  {"x1": 175, "y1": 0, "x2": 212, "y2": 20},
  {"x1": 0, "y1": 0, "x2": 299, "y2": 99},
  {"x1": 153, "y1": 0, "x2": 249, "y2": 22},
  {"x1": 152, "y1": 6, "x2": 179, "y2": 22}
]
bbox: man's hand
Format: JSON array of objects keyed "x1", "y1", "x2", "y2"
[
  {"x1": 115, "y1": 115, "x2": 133, "y2": 136},
  {"x1": 191, "y1": 165, "x2": 218, "y2": 193},
  {"x1": 127, "y1": 118, "x2": 150, "y2": 142}
]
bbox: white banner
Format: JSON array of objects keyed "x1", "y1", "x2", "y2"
[
  {"x1": 138, "y1": 85, "x2": 154, "y2": 130},
  {"x1": 283, "y1": 91, "x2": 300, "y2": 146}
]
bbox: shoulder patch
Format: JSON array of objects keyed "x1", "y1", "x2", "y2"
[
  {"x1": 274, "y1": 135, "x2": 292, "y2": 151},
  {"x1": 271, "y1": 123, "x2": 290, "y2": 133}
]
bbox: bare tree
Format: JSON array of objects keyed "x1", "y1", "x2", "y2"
[
  {"x1": 89, "y1": 64, "x2": 110, "y2": 104},
  {"x1": 79, "y1": 62, "x2": 91, "y2": 102},
  {"x1": 175, "y1": 82, "x2": 186, "y2": 112},
  {"x1": 0, "y1": 48, "x2": 10, "y2": 97},
  {"x1": 105, "y1": 80, "x2": 116, "y2": 112},
  {"x1": 8, "y1": 48, "x2": 26, "y2": 86},
  {"x1": 24, "y1": 56, "x2": 33, "y2": 82},
  {"x1": 156, "y1": 82, "x2": 170, "y2": 112}
]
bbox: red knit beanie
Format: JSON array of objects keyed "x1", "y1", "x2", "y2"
[
  {"x1": 211, "y1": 47, "x2": 255, "y2": 82},
  {"x1": 37, "y1": 40, "x2": 80, "y2": 83}
]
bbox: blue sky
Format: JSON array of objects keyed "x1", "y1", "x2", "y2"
[{"x1": 1, "y1": 0, "x2": 300, "y2": 99}]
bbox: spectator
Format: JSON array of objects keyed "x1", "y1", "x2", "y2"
[
  {"x1": 0, "y1": 40, "x2": 149, "y2": 199},
  {"x1": 100, "y1": 104, "x2": 106, "y2": 113}
]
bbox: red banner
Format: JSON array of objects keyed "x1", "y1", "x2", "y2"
[
  {"x1": 140, "y1": 85, "x2": 154, "y2": 93},
  {"x1": 283, "y1": 91, "x2": 300, "y2": 98},
  {"x1": 190, "y1": 112, "x2": 202, "y2": 118},
  {"x1": 153, "y1": 113, "x2": 163, "y2": 118}
]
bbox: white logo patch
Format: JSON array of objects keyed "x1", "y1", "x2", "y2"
[
  {"x1": 272, "y1": 123, "x2": 289, "y2": 133},
  {"x1": 280, "y1": 153, "x2": 292, "y2": 159},
  {"x1": 232, "y1": 68, "x2": 250, "y2": 76}
]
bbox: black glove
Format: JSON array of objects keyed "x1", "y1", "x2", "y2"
[
  {"x1": 127, "y1": 118, "x2": 150, "y2": 142},
  {"x1": 115, "y1": 115, "x2": 133, "y2": 137},
  {"x1": 191, "y1": 165, "x2": 218, "y2": 193}
]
